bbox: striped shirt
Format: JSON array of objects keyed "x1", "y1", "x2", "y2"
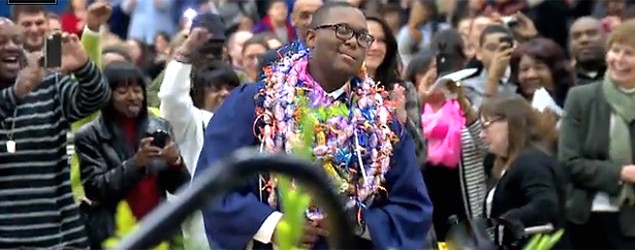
[{"x1": 0, "y1": 61, "x2": 111, "y2": 249}]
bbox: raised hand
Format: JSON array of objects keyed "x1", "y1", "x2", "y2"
[
  {"x1": 15, "y1": 52, "x2": 46, "y2": 99},
  {"x1": 487, "y1": 43, "x2": 514, "y2": 82},
  {"x1": 86, "y1": 1, "x2": 112, "y2": 31},
  {"x1": 60, "y1": 32, "x2": 89, "y2": 73},
  {"x1": 174, "y1": 27, "x2": 211, "y2": 63},
  {"x1": 511, "y1": 12, "x2": 538, "y2": 39}
]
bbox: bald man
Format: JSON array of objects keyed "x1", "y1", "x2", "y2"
[
  {"x1": 569, "y1": 16, "x2": 607, "y2": 85},
  {"x1": 258, "y1": 0, "x2": 323, "y2": 76}
]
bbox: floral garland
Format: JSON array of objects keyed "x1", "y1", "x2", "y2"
[{"x1": 255, "y1": 47, "x2": 398, "y2": 222}]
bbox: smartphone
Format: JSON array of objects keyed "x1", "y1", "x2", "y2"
[
  {"x1": 149, "y1": 130, "x2": 170, "y2": 148},
  {"x1": 499, "y1": 36, "x2": 514, "y2": 49},
  {"x1": 436, "y1": 52, "x2": 454, "y2": 77},
  {"x1": 501, "y1": 16, "x2": 519, "y2": 28},
  {"x1": 42, "y1": 33, "x2": 62, "y2": 68}
]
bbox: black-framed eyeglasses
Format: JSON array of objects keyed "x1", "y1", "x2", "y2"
[{"x1": 313, "y1": 23, "x2": 375, "y2": 48}]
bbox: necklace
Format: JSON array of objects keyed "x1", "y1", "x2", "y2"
[
  {"x1": 255, "y1": 48, "x2": 398, "y2": 221},
  {"x1": 1, "y1": 108, "x2": 18, "y2": 153}
]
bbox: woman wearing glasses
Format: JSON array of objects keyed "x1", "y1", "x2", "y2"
[{"x1": 479, "y1": 95, "x2": 568, "y2": 248}]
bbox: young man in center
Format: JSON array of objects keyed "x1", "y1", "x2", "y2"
[{"x1": 194, "y1": 2, "x2": 432, "y2": 249}]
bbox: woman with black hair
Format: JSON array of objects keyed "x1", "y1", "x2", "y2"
[
  {"x1": 404, "y1": 50, "x2": 488, "y2": 241},
  {"x1": 509, "y1": 37, "x2": 575, "y2": 110},
  {"x1": 365, "y1": 14, "x2": 401, "y2": 89},
  {"x1": 75, "y1": 61, "x2": 190, "y2": 249}
]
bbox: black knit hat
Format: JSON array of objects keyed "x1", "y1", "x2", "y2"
[{"x1": 191, "y1": 13, "x2": 227, "y2": 42}]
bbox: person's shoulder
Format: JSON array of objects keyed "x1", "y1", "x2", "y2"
[
  {"x1": 568, "y1": 81, "x2": 601, "y2": 97},
  {"x1": 235, "y1": 81, "x2": 265, "y2": 94},
  {"x1": 513, "y1": 147, "x2": 556, "y2": 170},
  {"x1": 565, "y1": 81, "x2": 603, "y2": 108},
  {"x1": 75, "y1": 117, "x2": 101, "y2": 142}
]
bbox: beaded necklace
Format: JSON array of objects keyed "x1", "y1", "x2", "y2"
[{"x1": 255, "y1": 48, "x2": 398, "y2": 221}]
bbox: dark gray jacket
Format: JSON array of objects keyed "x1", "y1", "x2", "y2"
[{"x1": 559, "y1": 82, "x2": 635, "y2": 236}]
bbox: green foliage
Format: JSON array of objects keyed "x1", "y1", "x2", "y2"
[
  {"x1": 274, "y1": 97, "x2": 313, "y2": 250},
  {"x1": 275, "y1": 177, "x2": 311, "y2": 250},
  {"x1": 522, "y1": 230, "x2": 564, "y2": 250}
]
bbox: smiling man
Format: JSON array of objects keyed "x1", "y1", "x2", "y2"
[
  {"x1": 11, "y1": 5, "x2": 48, "y2": 53},
  {"x1": 194, "y1": 2, "x2": 432, "y2": 249},
  {"x1": 569, "y1": 17, "x2": 607, "y2": 85},
  {"x1": 0, "y1": 18, "x2": 111, "y2": 248}
]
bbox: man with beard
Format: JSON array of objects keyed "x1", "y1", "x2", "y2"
[
  {"x1": 569, "y1": 17, "x2": 607, "y2": 85},
  {"x1": 0, "y1": 18, "x2": 110, "y2": 248},
  {"x1": 11, "y1": 5, "x2": 48, "y2": 53},
  {"x1": 195, "y1": 2, "x2": 432, "y2": 249}
]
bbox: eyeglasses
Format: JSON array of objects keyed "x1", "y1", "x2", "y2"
[
  {"x1": 313, "y1": 23, "x2": 375, "y2": 48},
  {"x1": 481, "y1": 116, "x2": 504, "y2": 129}
]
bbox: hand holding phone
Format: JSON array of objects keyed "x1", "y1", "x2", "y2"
[
  {"x1": 149, "y1": 130, "x2": 181, "y2": 165},
  {"x1": 488, "y1": 40, "x2": 514, "y2": 81},
  {"x1": 42, "y1": 33, "x2": 62, "y2": 69},
  {"x1": 149, "y1": 130, "x2": 170, "y2": 148},
  {"x1": 132, "y1": 137, "x2": 162, "y2": 168},
  {"x1": 59, "y1": 32, "x2": 89, "y2": 73}
]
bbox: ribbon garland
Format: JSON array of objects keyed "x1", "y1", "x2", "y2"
[{"x1": 255, "y1": 47, "x2": 398, "y2": 223}]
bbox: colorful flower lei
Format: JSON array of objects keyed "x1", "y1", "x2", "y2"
[{"x1": 255, "y1": 47, "x2": 398, "y2": 222}]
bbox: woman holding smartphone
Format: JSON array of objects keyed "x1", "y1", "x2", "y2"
[
  {"x1": 404, "y1": 50, "x2": 488, "y2": 241},
  {"x1": 75, "y1": 61, "x2": 190, "y2": 249}
]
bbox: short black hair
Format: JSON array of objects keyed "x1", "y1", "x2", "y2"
[
  {"x1": 478, "y1": 24, "x2": 513, "y2": 47},
  {"x1": 309, "y1": 1, "x2": 355, "y2": 28},
  {"x1": 11, "y1": 5, "x2": 45, "y2": 21},
  {"x1": 190, "y1": 62, "x2": 241, "y2": 109}
]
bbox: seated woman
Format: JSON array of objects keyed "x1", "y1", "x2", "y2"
[
  {"x1": 479, "y1": 95, "x2": 568, "y2": 248},
  {"x1": 75, "y1": 61, "x2": 191, "y2": 249}
]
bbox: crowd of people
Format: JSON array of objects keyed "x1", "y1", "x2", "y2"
[{"x1": 2, "y1": 0, "x2": 635, "y2": 249}]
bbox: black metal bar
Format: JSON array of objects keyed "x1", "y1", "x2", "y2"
[{"x1": 115, "y1": 148, "x2": 356, "y2": 249}]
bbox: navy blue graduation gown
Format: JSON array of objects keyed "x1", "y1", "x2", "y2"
[{"x1": 194, "y1": 82, "x2": 433, "y2": 249}]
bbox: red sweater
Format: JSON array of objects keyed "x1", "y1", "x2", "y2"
[{"x1": 119, "y1": 117, "x2": 161, "y2": 220}]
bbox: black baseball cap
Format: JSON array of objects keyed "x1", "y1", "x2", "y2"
[{"x1": 190, "y1": 13, "x2": 227, "y2": 42}]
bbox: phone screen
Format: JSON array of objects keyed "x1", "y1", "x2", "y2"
[
  {"x1": 150, "y1": 130, "x2": 169, "y2": 148},
  {"x1": 436, "y1": 53, "x2": 453, "y2": 77},
  {"x1": 43, "y1": 33, "x2": 62, "y2": 68}
]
